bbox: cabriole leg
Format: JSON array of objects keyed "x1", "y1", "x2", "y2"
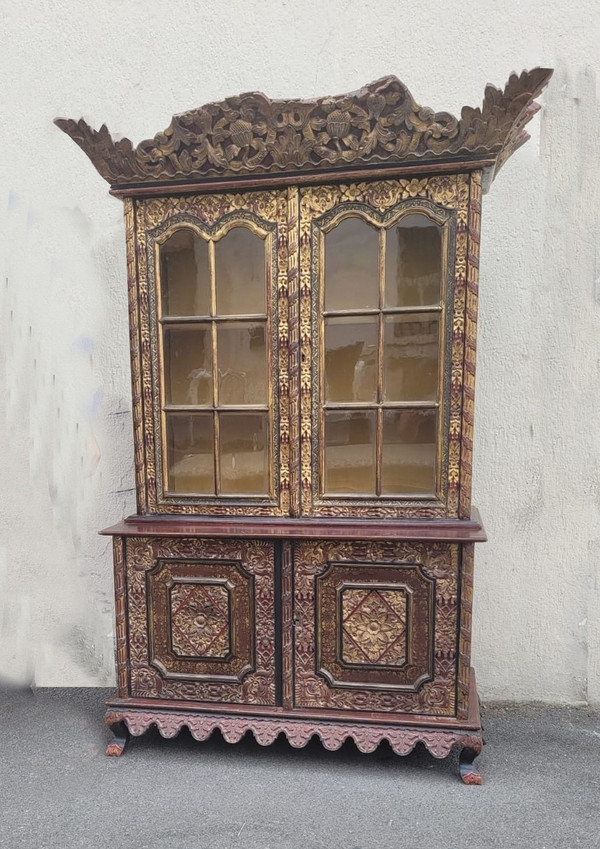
[
  {"x1": 458, "y1": 740, "x2": 483, "y2": 785},
  {"x1": 106, "y1": 720, "x2": 130, "y2": 757}
]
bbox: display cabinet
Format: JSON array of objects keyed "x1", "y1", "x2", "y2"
[{"x1": 56, "y1": 68, "x2": 551, "y2": 783}]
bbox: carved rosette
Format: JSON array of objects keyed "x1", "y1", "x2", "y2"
[{"x1": 56, "y1": 70, "x2": 552, "y2": 191}]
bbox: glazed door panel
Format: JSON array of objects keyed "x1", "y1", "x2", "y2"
[
  {"x1": 132, "y1": 189, "x2": 291, "y2": 516},
  {"x1": 292, "y1": 540, "x2": 459, "y2": 716},
  {"x1": 125, "y1": 536, "x2": 277, "y2": 706},
  {"x1": 298, "y1": 177, "x2": 471, "y2": 519}
]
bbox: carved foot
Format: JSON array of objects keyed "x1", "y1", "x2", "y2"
[
  {"x1": 459, "y1": 745, "x2": 482, "y2": 785},
  {"x1": 106, "y1": 720, "x2": 130, "y2": 757}
]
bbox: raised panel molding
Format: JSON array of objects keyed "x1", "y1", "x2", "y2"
[{"x1": 126, "y1": 537, "x2": 277, "y2": 705}]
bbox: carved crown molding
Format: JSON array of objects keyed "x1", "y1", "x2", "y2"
[{"x1": 55, "y1": 69, "x2": 552, "y2": 192}]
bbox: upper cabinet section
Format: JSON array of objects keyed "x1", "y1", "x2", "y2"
[{"x1": 56, "y1": 70, "x2": 551, "y2": 520}]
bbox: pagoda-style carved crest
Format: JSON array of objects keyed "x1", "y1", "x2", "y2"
[{"x1": 55, "y1": 69, "x2": 552, "y2": 191}]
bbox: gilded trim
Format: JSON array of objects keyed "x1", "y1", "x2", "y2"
[
  {"x1": 113, "y1": 536, "x2": 129, "y2": 697},
  {"x1": 124, "y1": 198, "x2": 147, "y2": 512},
  {"x1": 460, "y1": 172, "x2": 482, "y2": 518},
  {"x1": 457, "y1": 543, "x2": 475, "y2": 719}
]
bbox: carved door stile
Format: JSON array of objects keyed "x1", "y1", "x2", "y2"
[{"x1": 280, "y1": 539, "x2": 295, "y2": 709}]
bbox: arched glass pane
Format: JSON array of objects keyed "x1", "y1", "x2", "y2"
[
  {"x1": 160, "y1": 229, "x2": 210, "y2": 316},
  {"x1": 381, "y1": 409, "x2": 437, "y2": 495},
  {"x1": 385, "y1": 214, "x2": 442, "y2": 307},
  {"x1": 163, "y1": 324, "x2": 212, "y2": 406},
  {"x1": 324, "y1": 217, "x2": 379, "y2": 311},
  {"x1": 383, "y1": 315, "x2": 439, "y2": 402},
  {"x1": 215, "y1": 226, "x2": 266, "y2": 315}
]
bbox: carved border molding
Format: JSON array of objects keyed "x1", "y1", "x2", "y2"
[
  {"x1": 105, "y1": 707, "x2": 483, "y2": 759},
  {"x1": 55, "y1": 70, "x2": 551, "y2": 190}
]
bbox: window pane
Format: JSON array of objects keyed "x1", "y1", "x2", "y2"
[
  {"x1": 324, "y1": 411, "x2": 376, "y2": 494},
  {"x1": 324, "y1": 217, "x2": 379, "y2": 311},
  {"x1": 383, "y1": 315, "x2": 439, "y2": 402},
  {"x1": 160, "y1": 229, "x2": 210, "y2": 316},
  {"x1": 385, "y1": 215, "x2": 442, "y2": 307},
  {"x1": 324, "y1": 317, "x2": 378, "y2": 403},
  {"x1": 381, "y1": 409, "x2": 437, "y2": 495},
  {"x1": 163, "y1": 324, "x2": 212, "y2": 406},
  {"x1": 166, "y1": 413, "x2": 215, "y2": 494},
  {"x1": 215, "y1": 226, "x2": 266, "y2": 315},
  {"x1": 217, "y1": 322, "x2": 267, "y2": 405},
  {"x1": 219, "y1": 412, "x2": 269, "y2": 495}
]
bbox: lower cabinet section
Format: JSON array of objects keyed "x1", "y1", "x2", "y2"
[
  {"x1": 107, "y1": 527, "x2": 484, "y2": 782},
  {"x1": 119, "y1": 534, "x2": 464, "y2": 718}
]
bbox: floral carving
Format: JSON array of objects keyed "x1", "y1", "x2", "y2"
[
  {"x1": 125, "y1": 537, "x2": 276, "y2": 704},
  {"x1": 56, "y1": 70, "x2": 551, "y2": 190},
  {"x1": 294, "y1": 540, "x2": 458, "y2": 714},
  {"x1": 341, "y1": 589, "x2": 407, "y2": 665},
  {"x1": 170, "y1": 584, "x2": 230, "y2": 658}
]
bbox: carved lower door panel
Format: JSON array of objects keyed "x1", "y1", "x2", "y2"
[
  {"x1": 293, "y1": 540, "x2": 459, "y2": 716},
  {"x1": 124, "y1": 536, "x2": 277, "y2": 706}
]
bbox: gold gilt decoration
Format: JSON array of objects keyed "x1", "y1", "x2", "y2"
[
  {"x1": 294, "y1": 540, "x2": 458, "y2": 715},
  {"x1": 170, "y1": 584, "x2": 231, "y2": 658},
  {"x1": 342, "y1": 588, "x2": 407, "y2": 666},
  {"x1": 55, "y1": 70, "x2": 552, "y2": 191}
]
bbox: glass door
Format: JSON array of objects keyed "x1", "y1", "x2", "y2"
[{"x1": 299, "y1": 178, "x2": 466, "y2": 518}]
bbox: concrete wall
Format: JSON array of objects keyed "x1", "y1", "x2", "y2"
[{"x1": 1, "y1": 0, "x2": 599, "y2": 703}]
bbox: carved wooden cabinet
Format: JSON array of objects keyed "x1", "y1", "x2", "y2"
[{"x1": 56, "y1": 68, "x2": 551, "y2": 782}]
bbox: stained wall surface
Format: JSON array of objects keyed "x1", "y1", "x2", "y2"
[{"x1": 1, "y1": 0, "x2": 599, "y2": 703}]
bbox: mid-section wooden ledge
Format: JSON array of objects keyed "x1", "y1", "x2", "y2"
[
  {"x1": 100, "y1": 508, "x2": 486, "y2": 542},
  {"x1": 55, "y1": 69, "x2": 552, "y2": 193}
]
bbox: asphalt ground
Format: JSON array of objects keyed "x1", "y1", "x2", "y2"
[{"x1": 1, "y1": 688, "x2": 599, "y2": 849}]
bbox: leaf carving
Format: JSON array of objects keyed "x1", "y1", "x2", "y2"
[{"x1": 56, "y1": 70, "x2": 552, "y2": 190}]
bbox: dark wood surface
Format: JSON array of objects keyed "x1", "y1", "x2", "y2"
[
  {"x1": 100, "y1": 507, "x2": 486, "y2": 542},
  {"x1": 106, "y1": 666, "x2": 483, "y2": 731},
  {"x1": 109, "y1": 160, "x2": 496, "y2": 199}
]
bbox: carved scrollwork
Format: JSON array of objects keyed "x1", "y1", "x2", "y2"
[
  {"x1": 56, "y1": 70, "x2": 551, "y2": 190},
  {"x1": 104, "y1": 707, "x2": 483, "y2": 762}
]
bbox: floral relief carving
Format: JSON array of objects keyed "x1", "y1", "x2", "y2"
[
  {"x1": 341, "y1": 588, "x2": 407, "y2": 666},
  {"x1": 293, "y1": 541, "x2": 458, "y2": 715},
  {"x1": 56, "y1": 70, "x2": 551, "y2": 189},
  {"x1": 170, "y1": 584, "x2": 230, "y2": 658}
]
